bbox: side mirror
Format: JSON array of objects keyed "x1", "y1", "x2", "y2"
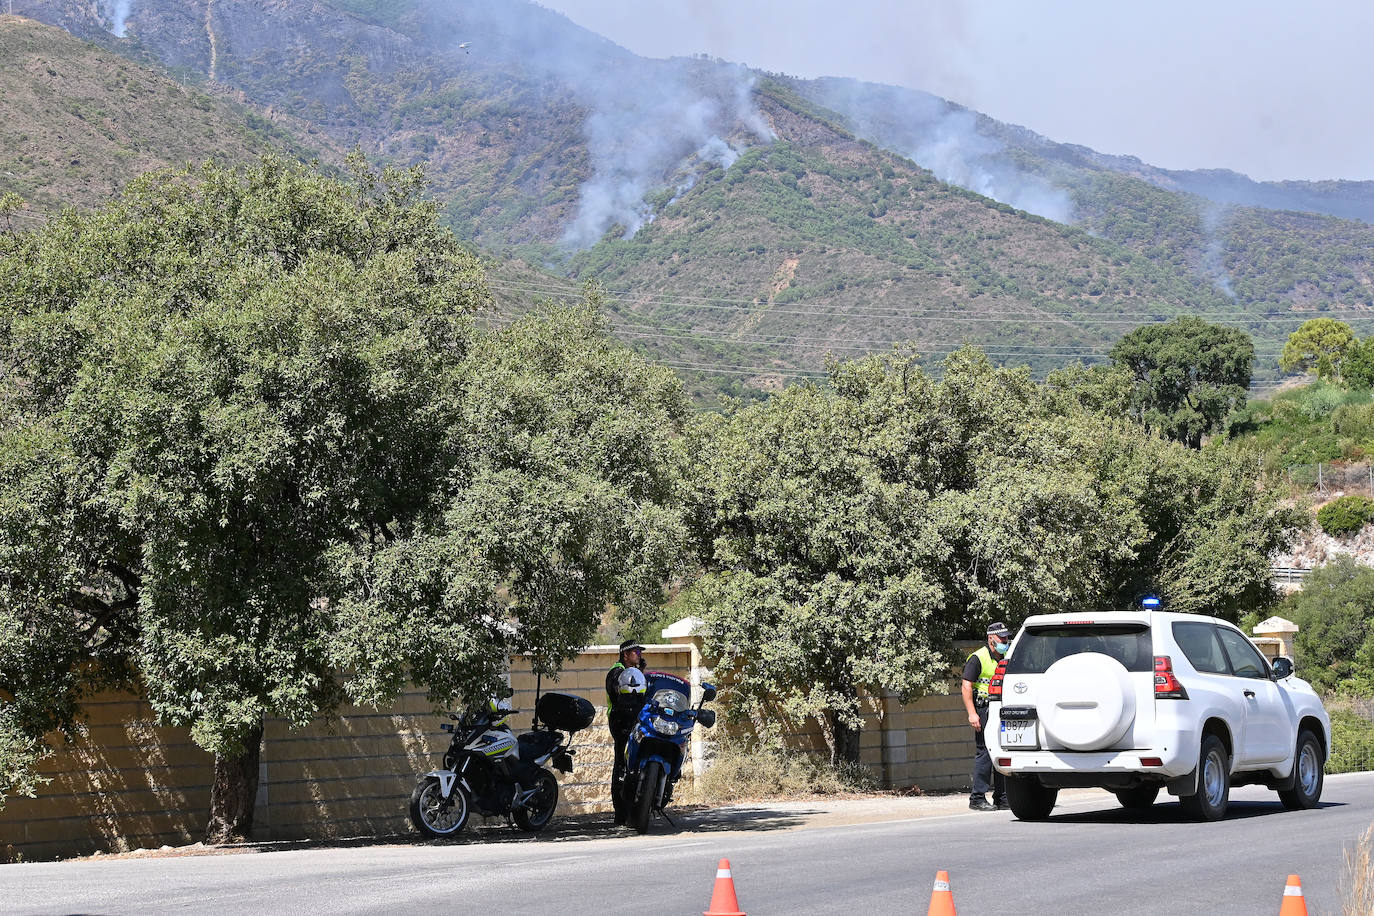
[
  {"x1": 1271, "y1": 656, "x2": 1294, "y2": 679},
  {"x1": 695, "y1": 709, "x2": 716, "y2": 729},
  {"x1": 700, "y1": 683, "x2": 718, "y2": 704}
]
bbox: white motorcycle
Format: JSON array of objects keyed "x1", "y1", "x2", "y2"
[{"x1": 409, "y1": 692, "x2": 594, "y2": 839}]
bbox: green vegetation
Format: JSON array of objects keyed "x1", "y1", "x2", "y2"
[
  {"x1": 1278, "y1": 558, "x2": 1374, "y2": 697},
  {"x1": 1227, "y1": 382, "x2": 1374, "y2": 472},
  {"x1": 681, "y1": 347, "x2": 1291, "y2": 764},
  {"x1": 1343, "y1": 338, "x2": 1374, "y2": 390},
  {"x1": 1110, "y1": 316, "x2": 1252, "y2": 448},
  {"x1": 1281, "y1": 318, "x2": 1358, "y2": 380},
  {"x1": 1317, "y1": 496, "x2": 1374, "y2": 537},
  {"x1": 0, "y1": 157, "x2": 685, "y2": 840},
  {"x1": 1329, "y1": 705, "x2": 1374, "y2": 775}
]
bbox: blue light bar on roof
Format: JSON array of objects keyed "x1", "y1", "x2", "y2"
[{"x1": 1140, "y1": 596, "x2": 1162, "y2": 610}]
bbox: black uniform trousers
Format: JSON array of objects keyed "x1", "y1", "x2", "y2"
[
  {"x1": 972, "y1": 703, "x2": 1007, "y2": 803},
  {"x1": 609, "y1": 714, "x2": 633, "y2": 822}
]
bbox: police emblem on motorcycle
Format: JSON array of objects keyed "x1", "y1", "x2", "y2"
[{"x1": 1013, "y1": 681, "x2": 1028, "y2": 694}]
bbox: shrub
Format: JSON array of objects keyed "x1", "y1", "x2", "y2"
[
  {"x1": 1283, "y1": 557, "x2": 1374, "y2": 696},
  {"x1": 1342, "y1": 824, "x2": 1374, "y2": 915},
  {"x1": 1327, "y1": 705, "x2": 1374, "y2": 774},
  {"x1": 1333, "y1": 401, "x2": 1374, "y2": 442},
  {"x1": 1317, "y1": 495, "x2": 1374, "y2": 536},
  {"x1": 687, "y1": 735, "x2": 876, "y2": 804},
  {"x1": 1299, "y1": 384, "x2": 1349, "y2": 420}
]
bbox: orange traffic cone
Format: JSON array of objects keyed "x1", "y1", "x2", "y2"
[
  {"x1": 927, "y1": 869, "x2": 957, "y2": 916},
  {"x1": 704, "y1": 858, "x2": 745, "y2": 916},
  {"x1": 1278, "y1": 874, "x2": 1308, "y2": 916}
]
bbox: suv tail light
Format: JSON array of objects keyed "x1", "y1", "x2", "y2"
[
  {"x1": 988, "y1": 660, "x2": 1008, "y2": 700},
  {"x1": 1154, "y1": 656, "x2": 1189, "y2": 700}
]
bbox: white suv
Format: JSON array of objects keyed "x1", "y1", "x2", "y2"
[{"x1": 987, "y1": 610, "x2": 1330, "y2": 821}]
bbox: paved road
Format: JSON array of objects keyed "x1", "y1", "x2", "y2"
[{"x1": 4, "y1": 772, "x2": 1373, "y2": 915}]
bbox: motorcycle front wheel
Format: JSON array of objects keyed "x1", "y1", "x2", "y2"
[
  {"x1": 409, "y1": 776, "x2": 471, "y2": 839},
  {"x1": 513, "y1": 771, "x2": 559, "y2": 832},
  {"x1": 631, "y1": 760, "x2": 663, "y2": 835}
]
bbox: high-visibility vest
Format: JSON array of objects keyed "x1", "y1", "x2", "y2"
[{"x1": 968, "y1": 646, "x2": 997, "y2": 700}]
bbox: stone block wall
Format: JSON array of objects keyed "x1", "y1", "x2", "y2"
[{"x1": 1, "y1": 637, "x2": 1003, "y2": 861}]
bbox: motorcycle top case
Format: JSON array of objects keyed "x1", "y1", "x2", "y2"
[{"x1": 536, "y1": 692, "x2": 595, "y2": 733}]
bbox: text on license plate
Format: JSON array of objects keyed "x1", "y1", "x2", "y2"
[{"x1": 1000, "y1": 718, "x2": 1038, "y2": 749}]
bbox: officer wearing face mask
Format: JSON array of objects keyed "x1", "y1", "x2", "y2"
[{"x1": 962, "y1": 621, "x2": 1011, "y2": 811}]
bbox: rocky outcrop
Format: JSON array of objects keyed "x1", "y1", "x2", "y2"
[{"x1": 1272, "y1": 523, "x2": 1374, "y2": 570}]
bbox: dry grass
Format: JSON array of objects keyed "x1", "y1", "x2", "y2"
[
  {"x1": 682, "y1": 735, "x2": 876, "y2": 805},
  {"x1": 1342, "y1": 824, "x2": 1374, "y2": 916}
]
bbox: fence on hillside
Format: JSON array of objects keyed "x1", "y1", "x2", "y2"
[{"x1": 1285, "y1": 462, "x2": 1374, "y2": 495}]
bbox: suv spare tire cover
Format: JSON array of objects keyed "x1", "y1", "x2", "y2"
[{"x1": 1038, "y1": 652, "x2": 1136, "y2": 751}]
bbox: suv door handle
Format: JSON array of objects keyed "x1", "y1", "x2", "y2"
[{"x1": 1243, "y1": 689, "x2": 1256, "y2": 699}]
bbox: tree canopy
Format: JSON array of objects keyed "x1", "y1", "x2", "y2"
[
  {"x1": 0, "y1": 156, "x2": 686, "y2": 838},
  {"x1": 683, "y1": 348, "x2": 1293, "y2": 763},
  {"x1": 1341, "y1": 337, "x2": 1374, "y2": 390},
  {"x1": 1108, "y1": 316, "x2": 1253, "y2": 448},
  {"x1": 0, "y1": 154, "x2": 484, "y2": 833},
  {"x1": 1281, "y1": 318, "x2": 1357, "y2": 381},
  {"x1": 1281, "y1": 557, "x2": 1374, "y2": 697},
  {"x1": 329, "y1": 298, "x2": 688, "y2": 708}
]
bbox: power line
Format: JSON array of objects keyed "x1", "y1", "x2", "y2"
[
  {"x1": 486, "y1": 280, "x2": 1374, "y2": 326},
  {"x1": 603, "y1": 322, "x2": 1286, "y2": 357},
  {"x1": 490, "y1": 305, "x2": 1289, "y2": 357}
]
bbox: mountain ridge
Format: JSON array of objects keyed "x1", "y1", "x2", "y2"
[{"x1": 7, "y1": 0, "x2": 1374, "y2": 396}]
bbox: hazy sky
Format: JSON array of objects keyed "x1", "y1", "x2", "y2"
[{"x1": 537, "y1": 0, "x2": 1374, "y2": 182}]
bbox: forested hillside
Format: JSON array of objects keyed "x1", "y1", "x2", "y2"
[
  {"x1": 796, "y1": 76, "x2": 1374, "y2": 325},
  {"x1": 7, "y1": 0, "x2": 1374, "y2": 396},
  {"x1": 0, "y1": 15, "x2": 338, "y2": 214}
]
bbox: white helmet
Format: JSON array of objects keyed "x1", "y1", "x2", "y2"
[{"x1": 617, "y1": 666, "x2": 647, "y2": 695}]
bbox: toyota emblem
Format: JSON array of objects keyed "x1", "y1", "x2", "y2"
[{"x1": 1013, "y1": 681, "x2": 1028, "y2": 694}]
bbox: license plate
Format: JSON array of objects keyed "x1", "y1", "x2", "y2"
[{"x1": 999, "y1": 717, "x2": 1038, "y2": 749}]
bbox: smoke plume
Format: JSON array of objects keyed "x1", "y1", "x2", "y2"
[
  {"x1": 1200, "y1": 203, "x2": 1237, "y2": 299},
  {"x1": 561, "y1": 66, "x2": 771, "y2": 246},
  {"x1": 804, "y1": 78, "x2": 1073, "y2": 223},
  {"x1": 443, "y1": 1, "x2": 774, "y2": 248},
  {"x1": 103, "y1": 0, "x2": 133, "y2": 37}
]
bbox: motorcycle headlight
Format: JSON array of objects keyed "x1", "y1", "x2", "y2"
[
  {"x1": 652, "y1": 716, "x2": 681, "y2": 736},
  {"x1": 652, "y1": 689, "x2": 689, "y2": 713}
]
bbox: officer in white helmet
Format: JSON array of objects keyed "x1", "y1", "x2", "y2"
[{"x1": 606, "y1": 640, "x2": 648, "y2": 825}]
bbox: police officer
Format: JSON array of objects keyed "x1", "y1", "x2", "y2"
[
  {"x1": 962, "y1": 621, "x2": 1010, "y2": 811},
  {"x1": 606, "y1": 639, "x2": 648, "y2": 825}
]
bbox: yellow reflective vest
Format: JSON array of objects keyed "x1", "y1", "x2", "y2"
[{"x1": 968, "y1": 646, "x2": 997, "y2": 701}]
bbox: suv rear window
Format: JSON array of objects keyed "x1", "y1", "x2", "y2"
[{"x1": 1005, "y1": 624, "x2": 1153, "y2": 674}]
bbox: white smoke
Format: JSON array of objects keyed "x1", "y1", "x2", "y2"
[
  {"x1": 561, "y1": 65, "x2": 773, "y2": 247},
  {"x1": 103, "y1": 0, "x2": 133, "y2": 37},
  {"x1": 805, "y1": 80, "x2": 1073, "y2": 224},
  {"x1": 910, "y1": 111, "x2": 1072, "y2": 222},
  {"x1": 1200, "y1": 203, "x2": 1237, "y2": 299},
  {"x1": 664, "y1": 136, "x2": 743, "y2": 210}
]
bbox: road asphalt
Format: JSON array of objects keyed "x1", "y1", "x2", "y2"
[{"x1": 3, "y1": 772, "x2": 1372, "y2": 914}]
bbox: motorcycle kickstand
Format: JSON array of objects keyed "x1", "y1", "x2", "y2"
[{"x1": 659, "y1": 808, "x2": 677, "y2": 829}]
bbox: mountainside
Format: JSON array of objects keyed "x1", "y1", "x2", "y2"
[
  {"x1": 0, "y1": 14, "x2": 340, "y2": 215},
  {"x1": 8, "y1": 0, "x2": 1374, "y2": 396},
  {"x1": 793, "y1": 77, "x2": 1374, "y2": 322},
  {"x1": 557, "y1": 81, "x2": 1233, "y2": 391}
]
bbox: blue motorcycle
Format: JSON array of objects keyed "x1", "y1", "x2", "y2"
[{"x1": 624, "y1": 672, "x2": 717, "y2": 833}]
